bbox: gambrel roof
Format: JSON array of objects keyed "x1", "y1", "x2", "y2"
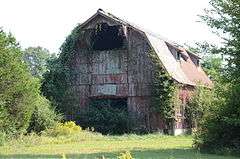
[{"x1": 80, "y1": 9, "x2": 212, "y2": 87}]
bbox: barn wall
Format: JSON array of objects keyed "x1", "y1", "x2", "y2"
[
  {"x1": 89, "y1": 49, "x2": 128, "y2": 97},
  {"x1": 127, "y1": 28, "x2": 160, "y2": 131}
]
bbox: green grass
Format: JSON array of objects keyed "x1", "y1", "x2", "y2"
[{"x1": 0, "y1": 132, "x2": 238, "y2": 159}]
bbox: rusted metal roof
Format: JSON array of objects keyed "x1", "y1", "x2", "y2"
[
  {"x1": 146, "y1": 34, "x2": 194, "y2": 85},
  {"x1": 80, "y1": 9, "x2": 212, "y2": 87}
]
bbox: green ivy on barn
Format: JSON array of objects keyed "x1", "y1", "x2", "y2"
[{"x1": 148, "y1": 49, "x2": 180, "y2": 130}]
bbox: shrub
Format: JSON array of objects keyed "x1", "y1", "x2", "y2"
[
  {"x1": 77, "y1": 99, "x2": 133, "y2": 135},
  {"x1": 44, "y1": 121, "x2": 82, "y2": 137},
  {"x1": 186, "y1": 85, "x2": 214, "y2": 129},
  {"x1": 117, "y1": 151, "x2": 133, "y2": 159},
  {"x1": 27, "y1": 95, "x2": 62, "y2": 133},
  {"x1": 0, "y1": 29, "x2": 40, "y2": 134},
  {"x1": 193, "y1": 83, "x2": 240, "y2": 155}
]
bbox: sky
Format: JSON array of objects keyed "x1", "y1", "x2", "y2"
[{"x1": 0, "y1": 0, "x2": 221, "y2": 53}]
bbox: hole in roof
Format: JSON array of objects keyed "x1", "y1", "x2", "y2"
[{"x1": 90, "y1": 23, "x2": 125, "y2": 51}]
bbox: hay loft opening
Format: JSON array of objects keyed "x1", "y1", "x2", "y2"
[{"x1": 90, "y1": 23, "x2": 126, "y2": 51}]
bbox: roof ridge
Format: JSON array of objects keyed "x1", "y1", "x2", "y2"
[{"x1": 96, "y1": 9, "x2": 195, "y2": 54}]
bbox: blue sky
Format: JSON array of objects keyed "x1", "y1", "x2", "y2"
[{"x1": 0, "y1": 0, "x2": 221, "y2": 53}]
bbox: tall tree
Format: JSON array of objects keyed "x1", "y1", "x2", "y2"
[
  {"x1": 0, "y1": 30, "x2": 39, "y2": 134},
  {"x1": 194, "y1": 0, "x2": 240, "y2": 153},
  {"x1": 23, "y1": 47, "x2": 54, "y2": 78},
  {"x1": 200, "y1": 0, "x2": 240, "y2": 83}
]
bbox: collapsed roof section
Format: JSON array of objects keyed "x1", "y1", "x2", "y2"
[{"x1": 79, "y1": 9, "x2": 212, "y2": 87}]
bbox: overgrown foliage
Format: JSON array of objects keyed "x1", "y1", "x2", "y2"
[
  {"x1": 148, "y1": 50, "x2": 178, "y2": 131},
  {"x1": 78, "y1": 99, "x2": 133, "y2": 135},
  {"x1": 41, "y1": 58, "x2": 72, "y2": 116},
  {"x1": 194, "y1": 0, "x2": 240, "y2": 154},
  {"x1": 27, "y1": 95, "x2": 62, "y2": 133},
  {"x1": 0, "y1": 29, "x2": 60, "y2": 145},
  {"x1": 0, "y1": 29, "x2": 39, "y2": 134},
  {"x1": 41, "y1": 24, "x2": 83, "y2": 119},
  {"x1": 193, "y1": 82, "x2": 238, "y2": 154},
  {"x1": 185, "y1": 86, "x2": 214, "y2": 129},
  {"x1": 59, "y1": 24, "x2": 83, "y2": 65}
]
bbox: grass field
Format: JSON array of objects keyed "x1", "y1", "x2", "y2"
[{"x1": 0, "y1": 133, "x2": 239, "y2": 159}]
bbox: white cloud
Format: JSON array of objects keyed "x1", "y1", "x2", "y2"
[{"x1": 0, "y1": 0, "x2": 221, "y2": 53}]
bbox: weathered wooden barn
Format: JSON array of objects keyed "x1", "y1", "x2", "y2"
[{"x1": 66, "y1": 9, "x2": 212, "y2": 135}]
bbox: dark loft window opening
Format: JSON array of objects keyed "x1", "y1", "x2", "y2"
[
  {"x1": 177, "y1": 52, "x2": 181, "y2": 61},
  {"x1": 196, "y1": 59, "x2": 200, "y2": 66},
  {"x1": 91, "y1": 23, "x2": 125, "y2": 51},
  {"x1": 191, "y1": 56, "x2": 200, "y2": 67}
]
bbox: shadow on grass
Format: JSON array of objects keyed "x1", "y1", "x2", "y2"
[{"x1": 0, "y1": 148, "x2": 239, "y2": 159}]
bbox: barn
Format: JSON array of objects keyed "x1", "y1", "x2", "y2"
[{"x1": 63, "y1": 9, "x2": 212, "y2": 135}]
